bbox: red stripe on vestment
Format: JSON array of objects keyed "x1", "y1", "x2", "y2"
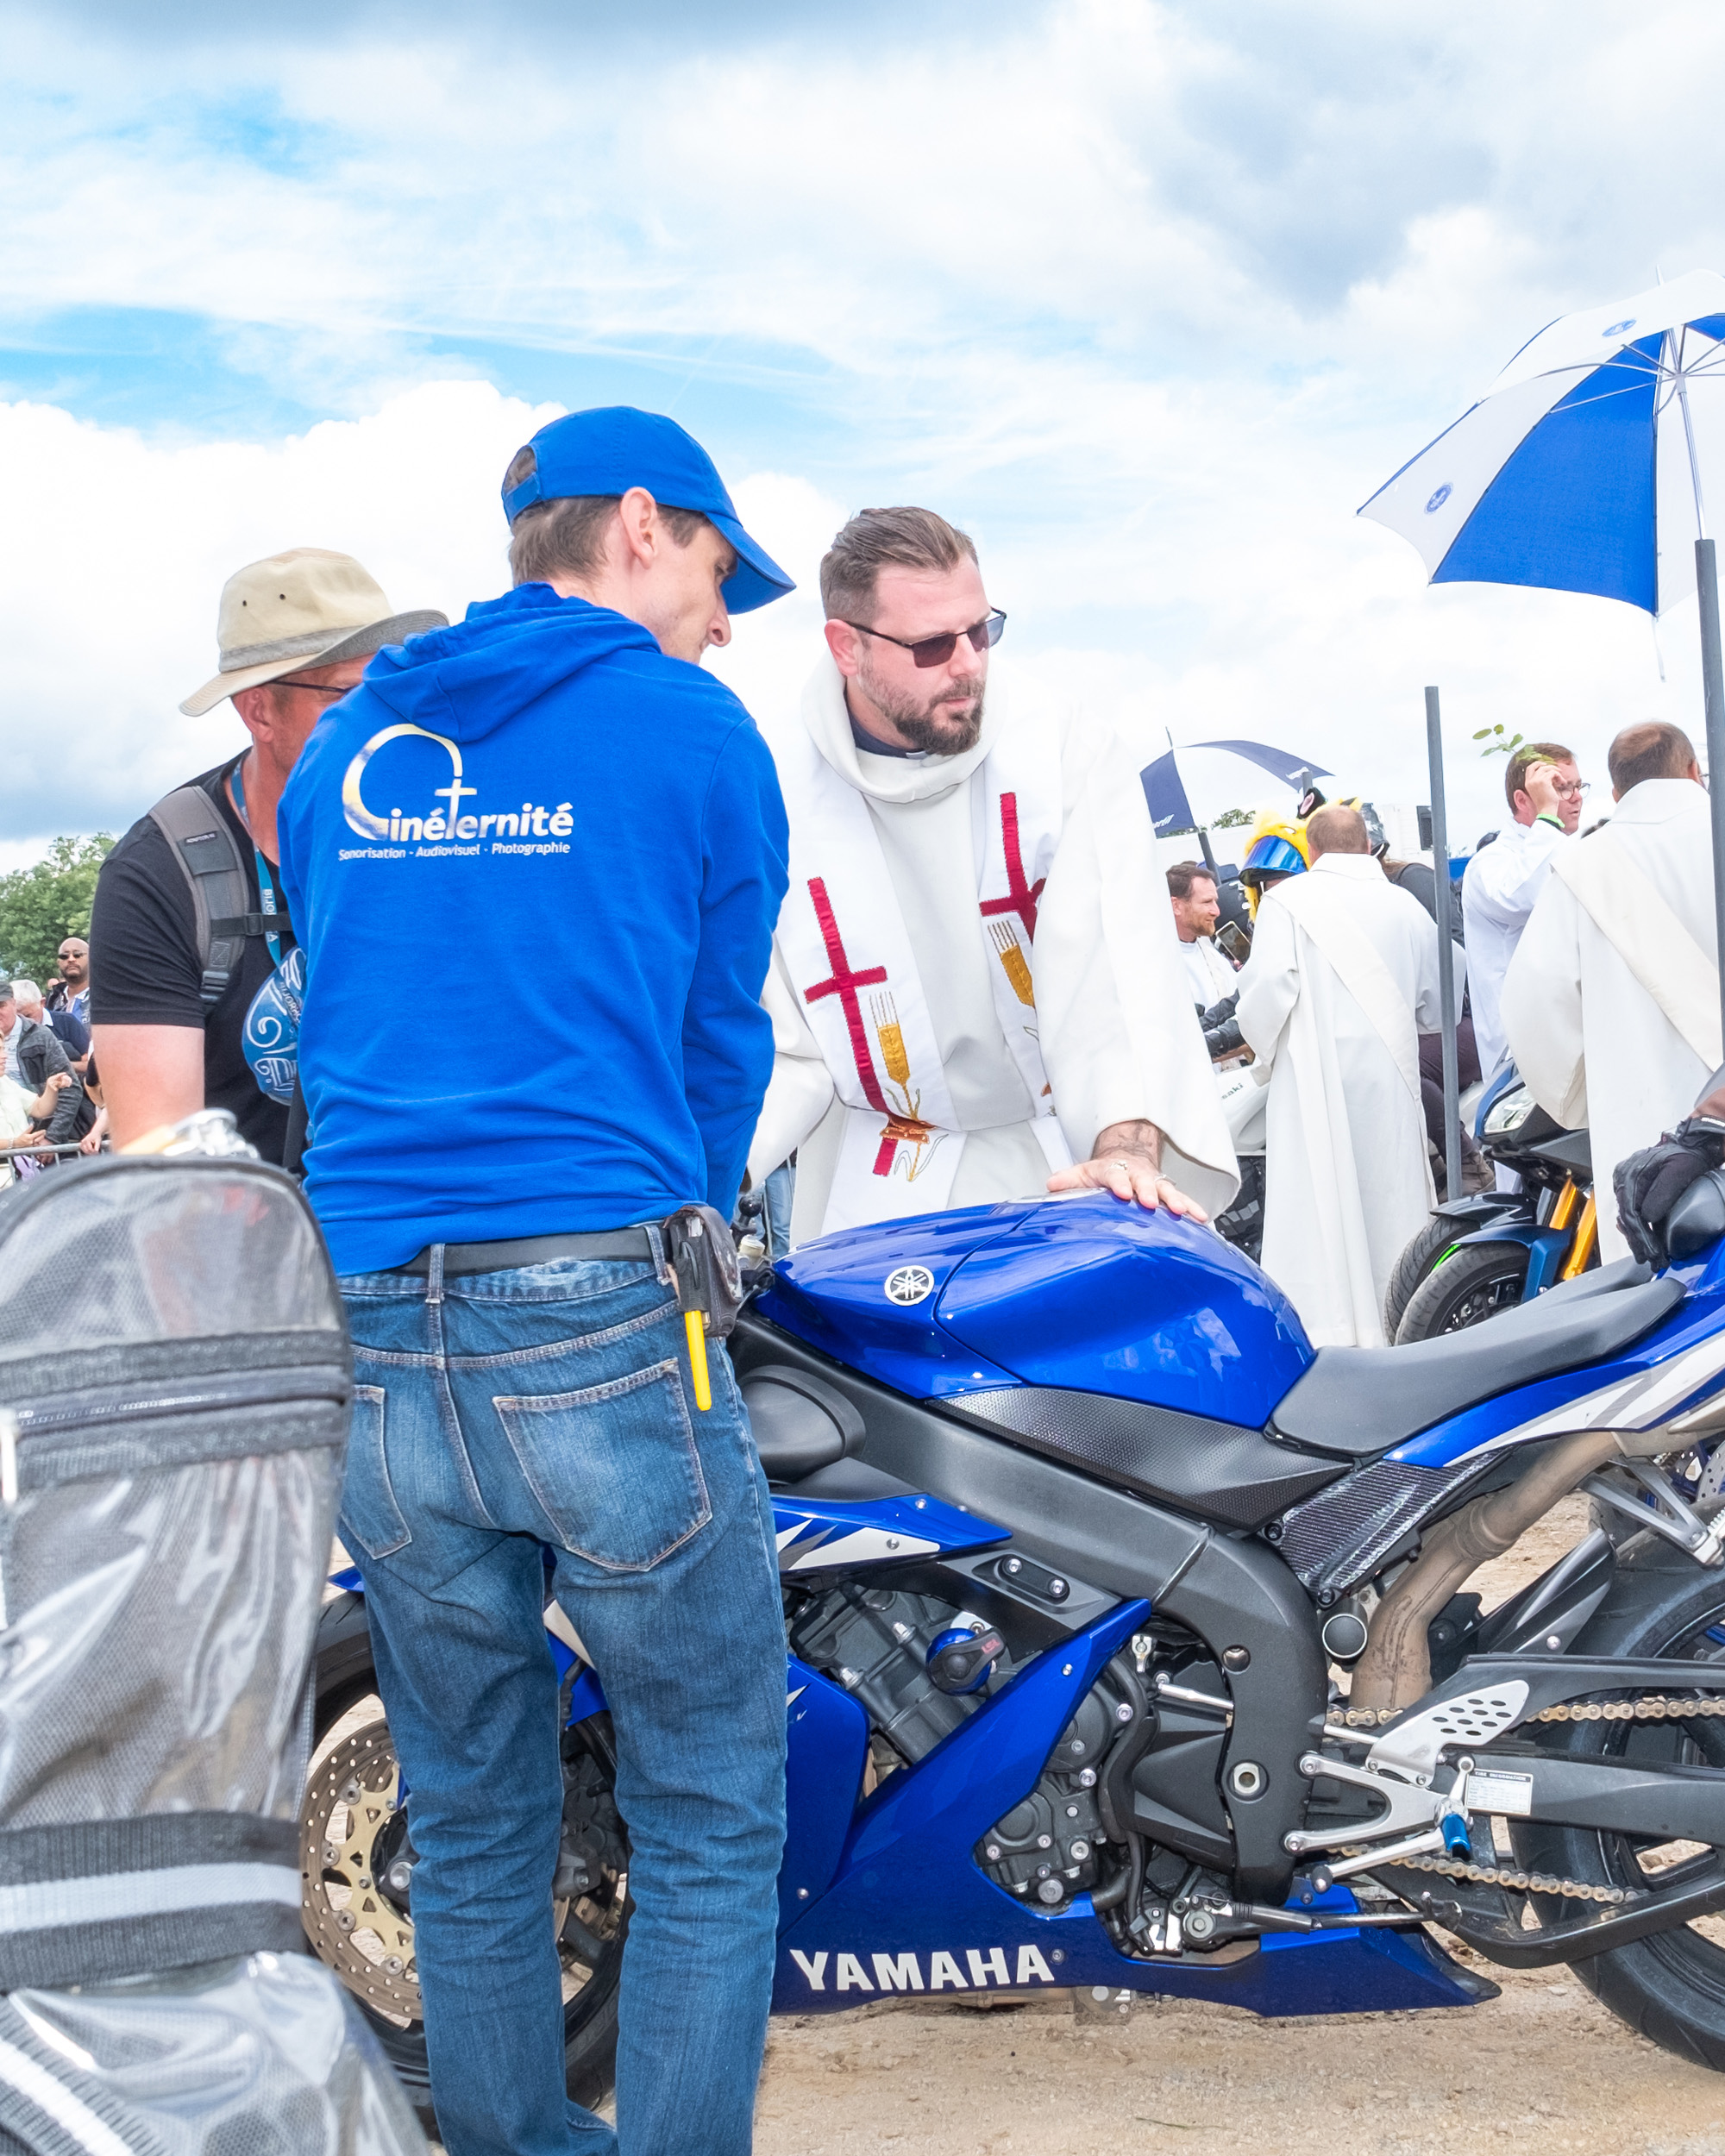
[
  {"x1": 978, "y1": 792, "x2": 1047, "y2": 941},
  {"x1": 802, "y1": 876, "x2": 890, "y2": 1114}
]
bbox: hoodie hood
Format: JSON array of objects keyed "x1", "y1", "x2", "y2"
[{"x1": 361, "y1": 583, "x2": 658, "y2": 744}]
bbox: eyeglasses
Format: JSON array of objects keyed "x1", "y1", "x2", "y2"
[
  {"x1": 276, "y1": 679, "x2": 351, "y2": 701},
  {"x1": 1552, "y1": 778, "x2": 1590, "y2": 800},
  {"x1": 844, "y1": 609, "x2": 1007, "y2": 669}
]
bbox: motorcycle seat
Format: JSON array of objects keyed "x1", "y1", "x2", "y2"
[{"x1": 1269, "y1": 1266, "x2": 1687, "y2": 1457}]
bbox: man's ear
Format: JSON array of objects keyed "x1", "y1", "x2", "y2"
[
  {"x1": 824, "y1": 618, "x2": 863, "y2": 679},
  {"x1": 229, "y1": 685, "x2": 272, "y2": 745},
  {"x1": 615, "y1": 487, "x2": 661, "y2": 572}
]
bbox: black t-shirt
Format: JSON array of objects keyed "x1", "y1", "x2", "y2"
[{"x1": 89, "y1": 755, "x2": 292, "y2": 1162}]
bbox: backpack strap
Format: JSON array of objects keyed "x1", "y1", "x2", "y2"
[{"x1": 146, "y1": 780, "x2": 292, "y2": 1012}]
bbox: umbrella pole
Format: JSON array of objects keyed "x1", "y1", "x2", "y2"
[
  {"x1": 1425, "y1": 686, "x2": 1463, "y2": 1202},
  {"x1": 1697, "y1": 539, "x2": 1725, "y2": 1052}
]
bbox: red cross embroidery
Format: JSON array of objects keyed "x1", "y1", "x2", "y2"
[
  {"x1": 802, "y1": 878, "x2": 889, "y2": 1114},
  {"x1": 978, "y1": 793, "x2": 1045, "y2": 941}
]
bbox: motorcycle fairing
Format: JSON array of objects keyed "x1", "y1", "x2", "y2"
[
  {"x1": 733, "y1": 1312, "x2": 1329, "y2": 1898},
  {"x1": 769, "y1": 1597, "x2": 1484, "y2": 2018},
  {"x1": 774, "y1": 1491, "x2": 1010, "y2": 1573},
  {"x1": 1445, "y1": 1217, "x2": 1575, "y2": 1298},
  {"x1": 781, "y1": 1657, "x2": 869, "y2": 1932}
]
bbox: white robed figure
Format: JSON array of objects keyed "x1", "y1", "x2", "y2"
[
  {"x1": 1502, "y1": 723, "x2": 1721, "y2": 1267},
  {"x1": 1235, "y1": 805, "x2": 1454, "y2": 1347},
  {"x1": 747, "y1": 506, "x2": 1235, "y2": 1247}
]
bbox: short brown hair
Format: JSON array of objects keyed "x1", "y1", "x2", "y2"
[
  {"x1": 502, "y1": 445, "x2": 706, "y2": 586},
  {"x1": 1165, "y1": 860, "x2": 1217, "y2": 899},
  {"x1": 819, "y1": 506, "x2": 978, "y2": 623},
  {"x1": 1504, "y1": 739, "x2": 1576, "y2": 812},
  {"x1": 1609, "y1": 720, "x2": 1696, "y2": 793}
]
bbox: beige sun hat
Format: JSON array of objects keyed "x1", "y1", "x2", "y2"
[{"x1": 179, "y1": 548, "x2": 448, "y2": 717}]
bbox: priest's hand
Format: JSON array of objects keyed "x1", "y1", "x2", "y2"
[{"x1": 1045, "y1": 1119, "x2": 1210, "y2": 1223}]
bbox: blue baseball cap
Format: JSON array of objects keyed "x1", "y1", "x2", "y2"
[{"x1": 501, "y1": 405, "x2": 794, "y2": 615}]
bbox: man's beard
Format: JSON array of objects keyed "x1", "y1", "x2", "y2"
[{"x1": 858, "y1": 652, "x2": 987, "y2": 755}]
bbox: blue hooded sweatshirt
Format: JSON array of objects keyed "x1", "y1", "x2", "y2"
[{"x1": 276, "y1": 583, "x2": 789, "y2": 1275}]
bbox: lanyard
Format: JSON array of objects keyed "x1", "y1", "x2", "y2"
[{"x1": 230, "y1": 756, "x2": 285, "y2": 971}]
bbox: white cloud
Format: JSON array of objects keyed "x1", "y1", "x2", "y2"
[
  {"x1": 3, "y1": 0, "x2": 1724, "y2": 856},
  {"x1": 0, "y1": 381, "x2": 555, "y2": 834}
]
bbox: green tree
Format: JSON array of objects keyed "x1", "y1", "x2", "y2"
[{"x1": 0, "y1": 835, "x2": 115, "y2": 984}]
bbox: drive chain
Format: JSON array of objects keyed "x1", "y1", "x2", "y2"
[
  {"x1": 1317, "y1": 1693, "x2": 1722, "y2": 1909},
  {"x1": 1392, "y1": 1851, "x2": 1635, "y2": 1905},
  {"x1": 1327, "y1": 1695, "x2": 1725, "y2": 1731}
]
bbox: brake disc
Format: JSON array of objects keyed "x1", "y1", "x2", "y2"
[{"x1": 300, "y1": 1720, "x2": 422, "y2": 2019}]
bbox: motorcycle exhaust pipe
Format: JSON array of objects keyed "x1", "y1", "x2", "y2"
[{"x1": 1348, "y1": 1429, "x2": 1624, "y2": 1714}]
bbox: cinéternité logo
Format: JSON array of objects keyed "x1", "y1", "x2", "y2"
[{"x1": 342, "y1": 724, "x2": 574, "y2": 845}]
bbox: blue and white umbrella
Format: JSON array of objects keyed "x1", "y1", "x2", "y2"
[
  {"x1": 1358, "y1": 268, "x2": 1725, "y2": 619},
  {"x1": 1140, "y1": 739, "x2": 1332, "y2": 839},
  {"x1": 1359, "y1": 266, "x2": 1725, "y2": 1049}
]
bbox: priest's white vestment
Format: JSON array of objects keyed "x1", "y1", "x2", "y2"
[
  {"x1": 1234, "y1": 853, "x2": 1454, "y2": 1348},
  {"x1": 747, "y1": 657, "x2": 1237, "y2": 1245},
  {"x1": 1501, "y1": 778, "x2": 1721, "y2": 1266}
]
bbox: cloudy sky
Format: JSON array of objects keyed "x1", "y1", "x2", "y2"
[{"x1": 4, "y1": 0, "x2": 1723, "y2": 863}]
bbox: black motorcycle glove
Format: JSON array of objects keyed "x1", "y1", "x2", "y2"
[
  {"x1": 1614, "y1": 1119, "x2": 1725, "y2": 1268},
  {"x1": 1200, "y1": 991, "x2": 1244, "y2": 1061}
]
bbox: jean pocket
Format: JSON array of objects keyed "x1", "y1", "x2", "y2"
[
  {"x1": 493, "y1": 1357, "x2": 711, "y2": 1572},
  {"x1": 340, "y1": 1383, "x2": 413, "y2": 1561}
]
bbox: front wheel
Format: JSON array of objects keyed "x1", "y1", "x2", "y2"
[
  {"x1": 303, "y1": 1645, "x2": 628, "y2": 2124},
  {"x1": 1383, "y1": 1215, "x2": 1465, "y2": 1341},
  {"x1": 1513, "y1": 1546, "x2": 1725, "y2": 2070},
  {"x1": 1395, "y1": 1240, "x2": 1529, "y2": 1341}
]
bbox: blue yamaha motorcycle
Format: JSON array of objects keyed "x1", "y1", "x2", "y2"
[{"x1": 303, "y1": 1186, "x2": 1725, "y2": 2113}]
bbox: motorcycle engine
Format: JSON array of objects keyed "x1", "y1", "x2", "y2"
[
  {"x1": 788, "y1": 1583, "x2": 1014, "y2": 1766},
  {"x1": 974, "y1": 1673, "x2": 1121, "y2": 1907},
  {"x1": 790, "y1": 1585, "x2": 1250, "y2": 1931}
]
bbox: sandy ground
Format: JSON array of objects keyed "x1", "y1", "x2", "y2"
[
  {"x1": 751, "y1": 1499, "x2": 1725, "y2": 2156},
  {"x1": 752, "y1": 1974, "x2": 1725, "y2": 2156}
]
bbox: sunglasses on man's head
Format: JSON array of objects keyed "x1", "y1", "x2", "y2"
[{"x1": 845, "y1": 609, "x2": 1007, "y2": 669}]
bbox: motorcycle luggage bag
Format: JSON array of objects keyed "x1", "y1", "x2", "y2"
[{"x1": 0, "y1": 1153, "x2": 423, "y2": 2156}]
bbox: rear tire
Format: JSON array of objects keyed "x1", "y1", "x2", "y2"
[
  {"x1": 1395, "y1": 1240, "x2": 1529, "y2": 1342},
  {"x1": 1383, "y1": 1216, "x2": 1464, "y2": 1341},
  {"x1": 304, "y1": 1648, "x2": 626, "y2": 2124},
  {"x1": 1513, "y1": 1545, "x2": 1725, "y2": 2071}
]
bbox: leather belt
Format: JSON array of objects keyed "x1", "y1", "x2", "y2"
[{"x1": 392, "y1": 1229, "x2": 656, "y2": 1277}]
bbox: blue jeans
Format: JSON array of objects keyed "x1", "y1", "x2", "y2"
[{"x1": 338, "y1": 1250, "x2": 787, "y2": 2156}]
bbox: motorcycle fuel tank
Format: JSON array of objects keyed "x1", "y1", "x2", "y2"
[{"x1": 757, "y1": 1193, "x2": 1313, "y2": 1427}]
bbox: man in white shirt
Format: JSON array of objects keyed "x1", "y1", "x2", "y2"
[
  {"x1": 748, "y1": 505, "x2": 1235, "y2": 1244},
  {"x1": 1235, "y1": 805, "x2": 1456, "y2": 1346},
  {"x1": 1167, "y1": 861, "x2": 1238, "y2": 1013},
  {"x1": 1502, "y1": 721, "x2": 1717, "y2": 1265},
  {"x1": 1462, "y1": 739, "x2": 1585, "y2": 1080}
]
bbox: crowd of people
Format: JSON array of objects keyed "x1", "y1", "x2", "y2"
[
  {"x1": 5, "y1": 393, "x2": 1717, "y2": 2155},
  {"x1": 1162, "y1": 719, "x2": 1717, "y2": 1339}
]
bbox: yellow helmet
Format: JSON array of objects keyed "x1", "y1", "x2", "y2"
[{"x1": 1239, "y1": 810, "x2": 1311, "y2": 916}]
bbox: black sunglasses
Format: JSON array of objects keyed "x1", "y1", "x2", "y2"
[
  {"x1": 277, "y1": 679, "x2": 351, "y2": 700},
  {"x1": 845, "y1": 609, "x2": 1007, "y2": 669}
]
